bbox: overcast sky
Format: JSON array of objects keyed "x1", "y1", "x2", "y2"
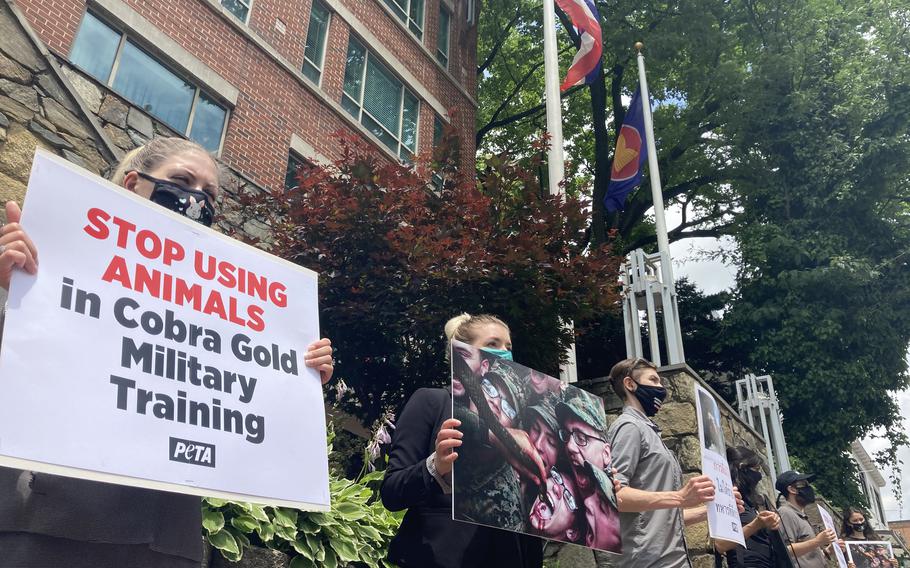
[{"x1": 662, "y1": 206, "x2": 909, "y2": 522}]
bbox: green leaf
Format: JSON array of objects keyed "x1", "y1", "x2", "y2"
[
  {"x1": 257, "y1": 521, "x2": 275, "y2": 542},
  {"x1": 322, "y1": 546, "x2": 337, "y2": 568},
  {"x1": 204, "y1": 497, "x2": 228, "y2": 508},
  {"x1": 272, "y1": 507, "x2": 298, "y2": 528},
  {"x1": 332, "y1": 538, "x2": 359, "y2": 563},
  {"x1": 249, "y1": 504, "x2": 270, "y2": 522},
  {"x1": 291, "y1": 538, "x2": 313, "y2": 559},
  {"x1": 207, "y1": 529, "x2": 239, "y2": 556},
  {"x1": 231, "y1": 515, "x2": 260, "y2": 533},
  {"x1": 202, "y1": 509, "x2": 224, "y2": 535}
]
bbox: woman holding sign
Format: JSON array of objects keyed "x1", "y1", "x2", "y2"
[
  {"x1": 381, "y1": 314, "x2": 545, "y2": 568},
  {"x1": 0, "y1": 137, "x2": 335, "y2": 568},
  {"x1": 839, "y1": 507, "x2": 898, "y2": 568},
  {"x1": 715, "y1": 446, "x2": 789, "y2": 568}
]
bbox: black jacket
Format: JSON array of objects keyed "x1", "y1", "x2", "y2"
[{"x1": 381, "y1": 388, "x2": 543, "y2": 568}]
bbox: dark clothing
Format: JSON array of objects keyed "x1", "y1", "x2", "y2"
[
  {"x1": 725, "y1": 503, "x2": 791, "y2": 568},
  {"x1": 0, "y1": 311, "x2": 202, "y2": 567},
  {"x1": 381, "y1": 387, "x2": 543, "y2": 568}
]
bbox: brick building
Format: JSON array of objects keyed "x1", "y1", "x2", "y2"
[{"x1": 12, "y1": 0, "x2": 478, "y2": 192}]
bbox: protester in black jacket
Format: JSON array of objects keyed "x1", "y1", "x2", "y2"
[{"x1": 380, "y1": 314, "x2": 543, "y2": 568}]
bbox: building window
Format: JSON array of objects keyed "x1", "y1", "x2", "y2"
[
  {"x1": 383, "y1": 0, "x2": 424, "y2": 40},
  {"x1": 342, "y1": 37, "x2": 419, "y2": 161},
  {"x1": 221, "y1": 0, "x2": 252, "y2": 23},
  {"x1": 436, "y1": 7, "x2": 450, "y2": 68},
  {"x1": 70, "y1": 12, "x2": 228, "y2": 153},
  {"x1": 285, "y1": 152, "x2": 309, "y2": 191},
  {"x1": 302, "y1": 0, "x2": 331, "y2": 84}
]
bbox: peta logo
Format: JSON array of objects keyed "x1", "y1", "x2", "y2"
[{"x1": 169, "y1": 437, "x2": 216, "y2": 468}]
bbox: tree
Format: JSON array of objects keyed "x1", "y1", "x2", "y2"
[
  {"x1": 477, "y1": 0, "x2": 910, "y2": 507},
  {"x1": 717, "y1": 0, "x2": 910, "y2": 507},
  {"x1": 239, "y1": 135, "x2": 622, "y2": 423}
]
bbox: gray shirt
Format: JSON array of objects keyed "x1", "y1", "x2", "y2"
[
  {"x1": 609, "y1": 406, "x2": 691, "y2": 568},
  {"x1": 778, "y1": 501, "x2": 826, "y2": 568}
]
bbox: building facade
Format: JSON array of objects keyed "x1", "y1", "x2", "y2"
[{"x1": 12, "y1": 0, "x2": 477, "y2": 192}]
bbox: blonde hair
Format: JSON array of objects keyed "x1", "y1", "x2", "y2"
[
  {"x1": 110, "y1": 137, "x2": 221, "y2": 186},
  {"x1": 444, "y1": 313, "x2": 510, "y2": 343}
]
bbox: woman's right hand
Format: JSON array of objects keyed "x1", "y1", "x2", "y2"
[
  {"x1": 755, "y1": 510, "x2": 780, "y2": 530},
  {"x1": 1, "y1": 201, "x2": 38, "y2": 291},
  {"x1": 434, "y1": 418, "x2": 462, "y2": 476}
]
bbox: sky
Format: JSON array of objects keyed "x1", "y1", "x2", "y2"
[{"x1": 661, "y1": 205, "x2": 909, "y2": 522}]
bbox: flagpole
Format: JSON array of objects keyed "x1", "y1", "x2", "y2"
[
  {"x1": 543, "y1": 0, "x2": 565, "y2": 195},
  {"x1": 635, "y1": 42, "x2": 685, "y2": 364},
  {"x1": 543, "y1": 0, "x2": 578, "y2": 383}
]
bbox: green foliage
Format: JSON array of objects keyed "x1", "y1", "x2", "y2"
[
  {"x1": 202, "y1": 427, "x2": 403, "y2": 567},
  {"x1": 477, "y1": 0, "x2": 910, "y2": 507},
  {"x1": 716, "y1": 0, "x2": 910, "y2": 507}
]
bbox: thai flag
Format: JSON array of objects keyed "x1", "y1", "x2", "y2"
[{"x1": 556, "y1": 0, "x2": 603, "y2": 91}]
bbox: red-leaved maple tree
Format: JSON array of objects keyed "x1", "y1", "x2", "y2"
[{"x1": 237, "y1": 133, "x2": 623, "y2": 422}]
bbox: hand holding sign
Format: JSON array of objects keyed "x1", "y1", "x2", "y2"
[
  {"x1": 0, "y1": 201, "x2": 39, "y2": 289},
  {"x1": 304, "y1": 337, "x2": 334, "y2": 384},
  {"x1": 677, "y1": 474, "x2": 716, "y2": 508}
]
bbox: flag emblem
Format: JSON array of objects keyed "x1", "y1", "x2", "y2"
[
  {"x1": 611, "y1": 125, "x2": 643, "y2": 182},
  {"x1": 604, "y1": 88, "x2": 648, "y2": 212}
]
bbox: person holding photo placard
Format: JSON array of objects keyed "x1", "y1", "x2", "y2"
[
  {"x1": 600, "y1": 357, "x2": 716, "y2": 568},
  {"x1": 839, "y1": 507, "x2": 898, "y2": 568},
  {"x1": 0, "y1": 137, "x2": 335, "y2": 568},
  {"x1": 381, "y1": 314, "x2": 544, "y2": 568}
]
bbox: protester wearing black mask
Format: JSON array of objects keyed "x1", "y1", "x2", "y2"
[
  {"x1": 775, "y1": 470, "x2": 836, "y2": 568},
  {"x1": 838, "y1": 507, "x2": 898, "y2": 568},
  {"x1": 715, "y1": 446, "x2": 788, "y2": 568},
  {"x1": 595, "y1": 358, "x2": 716, "y2": 568}
]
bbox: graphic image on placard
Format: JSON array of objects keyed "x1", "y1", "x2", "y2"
[
  {"x1": 694, "y1": 383, "x2": 744, "y2": 546},
  {"x1": 450, "y1": 340, "x2": 621, "y2": 554},
  {"x1": 0, "y1": 150, "x2": 329, "y2": 509},
  {"x1": 845, "y1": 541, "x2": 895, "y2": 568}
]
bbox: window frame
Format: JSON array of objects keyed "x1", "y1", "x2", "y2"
[
  {"x1": 302, "y1": 0, "x2": 331, "y2": 85},
  {"x1": 69, "y1": 11, "x2": 230, "y2": 154},
  {"x1": 436, "y1": 5, "x2": 450, "y2": 68},
  {"x1": 383, "y1": 0, "x2": 425, "y2": 41},
  {"x1": 342, "y1": 35, "x2": 420, "y2": 161},
  {"x1": 221, "y1": 0, "x2": 254, "y2": 25},
  {"x1": 284, "y1": 151, "x2": 312, "y2": 191}
]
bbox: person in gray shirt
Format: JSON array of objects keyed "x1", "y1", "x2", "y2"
[
  {"x1": 596, "y1": 358, "x2": 717, "y2": 568},
  {"x1": 774, "y1": 470, "x2": 836, "y2": 567}
]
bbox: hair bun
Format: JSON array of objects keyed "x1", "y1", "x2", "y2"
[{"x1": 444, "y1": 313, "x2": 472, "y2": 340}]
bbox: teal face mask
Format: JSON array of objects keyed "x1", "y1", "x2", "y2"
[{"x1": 481, "y1": 347, "x2": 513, "y2": 361}]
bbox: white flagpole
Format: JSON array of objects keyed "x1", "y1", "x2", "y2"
[
  {"x1": 635, "y1": 42, "x2": 685, "y2": 364},
  {"x1": 543, "y1": 0, "x2": 565, "y2": 194},
  {"x1": 543, "y1": 0, "x2": 578, "y2": 383}
]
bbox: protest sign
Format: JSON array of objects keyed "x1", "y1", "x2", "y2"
[
  {"x1": 694, "y1": 383, "x2": 745, "y2": 546},
  {"x1": 818, "y1": 506, "x2": 849, "y2": 568},
  {"x1": 0, "y1": 150, "x2": 329, "y2": 510},
  {"x1": 845, "y1": 541, "x2": 895, "y2": 568},
  {"x1": 450, "y1": 340, "x2": 621, "y2": 554}
]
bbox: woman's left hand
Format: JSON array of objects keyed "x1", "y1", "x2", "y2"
[
  {"x1": 891, "y1": 558, "x2": 899, "y2": 567},
  {"x1": 304, "y1": 338, "x2": 333, "y2": 384}
]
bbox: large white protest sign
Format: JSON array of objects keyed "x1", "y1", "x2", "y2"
[
  {"x1": 694, "y1": 384, "x2": 745, "y2": 546},
  {"x1": 0, "y1": 150, "x2": 329, "y2": 510},
  {"x1": 818, "y1": 506, "x2": 849, "y2": 568}
]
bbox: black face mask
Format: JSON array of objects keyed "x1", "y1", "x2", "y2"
[
  {"x1": 137, "y1": 172, "x2": 215, "y2": 227},
  {"x1": 851, "y1": 522, "x2": 866, "y2": 533},
  {"x1": 630, "y1": 380, "x2": 668, "y2": 417},
  {"x1": 739, "y1": 468, "x2": 762, "y2": 490},
  {"x1": 795, "y1": 485, "x2": 816, "y2": 504}
]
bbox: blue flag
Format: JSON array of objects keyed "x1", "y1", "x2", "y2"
[{"x1": 604, "y1": 88, "x2": 648, "y2": 212}]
